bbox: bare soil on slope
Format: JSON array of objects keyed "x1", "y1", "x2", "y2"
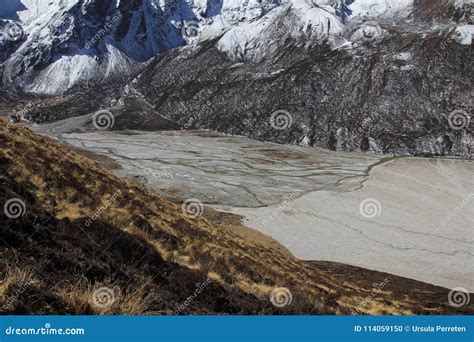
[{"x1": 0, "y1": 120, "x2": 472, "y2": 315}]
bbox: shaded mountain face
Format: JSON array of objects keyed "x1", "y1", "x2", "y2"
[
  {"x1": 1, "y1": 119, "x2": 473, "y2": 315},
  {"x1": 0, "y1": 0, "x2": 281, "y2": 94},
  {"x1": 1, "y1": 0, "x2": 427, "y2": 94},
  {"x1": 1, "y1": 0, "x2": 473, "y2": 157},
  {"x1": 120, "y1": 0, "x2": 473, "y2": 157}
]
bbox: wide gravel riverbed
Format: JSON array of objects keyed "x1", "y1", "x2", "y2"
[{"x1": 36, "y1": 127, "x2": 474, "y2": 291}]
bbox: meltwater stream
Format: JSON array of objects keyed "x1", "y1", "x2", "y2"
[{"x1": 38, "y1": 128, "x2": 474, "y2": 291}]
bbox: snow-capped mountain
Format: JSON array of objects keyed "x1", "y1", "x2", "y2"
[
  {"x1": 114, "y1": 0, "x2": 471, "y2": 157},
  {"x1": 1, "y1": 0, "x2": 451, "y2": 95},
  {"x1": 1, "y1": 0, "x2": 472, "y2": 157},
  {"x1": 0, "y1": 0, "x2": 274, "y2": 94}
]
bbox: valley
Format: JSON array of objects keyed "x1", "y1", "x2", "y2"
[
  {"x1": 33, "y1": 123, "x2": 474, "y2": 293},
  {"x1": 1, "y1": 0, "x2": 473, "y2": 317},
  {"x1": 4, "y1": 119, "x2": 472, "y2": 315}
]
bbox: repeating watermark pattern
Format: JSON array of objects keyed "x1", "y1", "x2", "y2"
[
  {"x1": 92, "y1": 287, "x2": 115, "y2": 308},
  {"x1": 92, "y1": 110, "x2": 115, "y2": 131},
  {"x1": 84, "y1": 14, "x2": 121, "y2": 50},
  {"x1": 359, "y1": 278, "x2": 390, "y2": 310},
  {"x1": 174, "y1": 102, "x2": 211, "y2": 137},
  {"x1": 15, "y1": 101, "x2": 47, "y2": 121},
  {"x1": 181, "y1": 21, "x2": 200, "y2": 43},
  {"x1": 271, "y1": 20, "x2": 292, "y2": 39},
  {"x1": 270, "y1": 287, "x2": 293, "y2": 308},
  {"x1": 270, "y1": 110, "x2": 293, "y2": 130},
  {"x1": 448, "y1": 110, "x2": 471, "y2": 130},
  {"x1": 0, "y1": 20, "x2": 24, "y2": 42},
  {"x1": 84, "y1": 190, "x2": 122, "y2": 227},
  {"x1": 353, "y1": 21, "x2": 383, "y2": 43},
  {"x1": 448, "y1": 287, "x2": 470, "y2": 308},
  {"x1": 262, "y1": 191, "x2": 301, "y2": 227},
  {"x1": 359, "y1": 198, "x2": 382, "y2": 219},
  {"x1": 145, "y1": 168, "x2": 173, "y2": 180},
  {"x1": 439, "y1": 193, "x2": 473, "y2": 228},
  {"x1": 428, "y1": 17, "x2": 471, "y2": 72},
  {"x1": 3, "y1": 198, "x2": 26, "y2": 219},
  {"x1": 181, "y1": 199, "x2": 204, "y2": 219},
  {"x1": 0, "y1": 278, "x2": 38, "y2": 313},
  {"x1": 174, "y1": 279, "x2": 212, "y2": 314}
]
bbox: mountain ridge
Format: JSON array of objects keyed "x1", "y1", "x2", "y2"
[
  {"x1": 1, "y1": 0, "x2": 472, "y2": 157},
  {"x1": 4, "y1": 0, "x2": 468, "y2": 94}
]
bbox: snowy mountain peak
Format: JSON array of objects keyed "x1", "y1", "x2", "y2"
[
  {"x1": 216, "y1": 0, "x2": 345, "y2": 62},
  {"x1": 1, "y1": 0, "x2": 472, "y2": 95}
]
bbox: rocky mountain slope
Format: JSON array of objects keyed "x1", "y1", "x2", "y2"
[
  {"x1": 1, "y1": 119, "x2": 473, "y2": 315},
  {"x1": 1, "y1": 0, "x2": 282, "y2": 94},
  {"x1": 1, "y1": 0, "x2": 472, "y2": 157},
  {"x1": 122, "y1": 0, "x2": 472, "y2": 157}
]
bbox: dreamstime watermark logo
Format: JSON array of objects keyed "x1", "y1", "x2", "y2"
[
  {"x1": 145, "y1": 168, "x2": 173, "y2": 180},
  {"x1": 270, "y1": 287, "x2": 293, "y2": 308},
  {"x1": 181, "y1": 199, "x2": 204, "y2": 219},
  {"x1": 84, "y1": 190, "x2": 122, "y2": 227},
  {"x1": 92, "y1": 110, "x2": 115, "y2": 131},
  {"x1": 439, "y1": 193, "x2": 473, "y2": 228},
  {"x1": 174, "y1": 279, "x2": 212, "y2": 314},
  {"x1": 360, "y1": 21, "x2": 381, "y2": 42},
  {"x1": 359, "y1": 198, "x2": 382, "y2": 219},
  {"x1": 0, "y1": 20, "x2": 24, "y2": 42},
  {"x1": 174, "y1": 102, "x2": 211, "y2": 137},
  {"x1": 262, "y1": 191, "x2": 301, "y2": 227},
  {"x1": 448, "y1": 287, "x2": 470, "y2": 308},
  {"x1": 85, "y1": 14, "x2": 121, "y2": 49},
  {"x1": 351, "y1": 21, "x2": 383, "y2": 43},
  {"x1": 182, "y1": 21, "x2": 200, "y2": 43},
  {"x1": 270, "y1": 110, "x2": 293, "y2": 130},
  {"x1": 16, "y1": 101, "x2": 47, "y2": 120},
  {"x1": 448, "y1": 110, "x2": 471, "y2": 130},
  {"x1": 92, "y1": 287, "x2": 115, "y2": 308},
  {"x1": 0, "y1": 277, "x2": 37, "y2": 313},
  {"x1": 359, "y1": 278, "x2": 390, "y2": 310},
  {"x1": 3, "y1": 198, "x2": 26, "y2": 219},
  {"x1": 4, "y1": 323, "x2": 85, "y2": 336}
]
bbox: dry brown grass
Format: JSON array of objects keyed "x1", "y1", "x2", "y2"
[
  {"x1": 0, "y1": 266, "x2": 38, "y2": 312},
  {"x1": 0, "y1": 120, "x2": 472, "y2": 315},
  {"x1": 54, "y1": 277, "x2": 156, "y2": 315},
  {"x1": 0, "y1": 267, "x2": 37, "y2": 299}
]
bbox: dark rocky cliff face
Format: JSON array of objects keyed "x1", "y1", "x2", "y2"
[
  {"x1": 1, "y1": 0, "x2": 253, "y2": 94},
  {"x1": 119, "y1": 24, "x2": 472, "y2": 157},
  {"x1": 2, "y1": 0, "x2": 472, "y2": 157}
]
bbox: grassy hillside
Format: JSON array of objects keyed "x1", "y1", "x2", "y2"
[{"x1": 0, "y1": 120, "x2": 472, "y2": 315}]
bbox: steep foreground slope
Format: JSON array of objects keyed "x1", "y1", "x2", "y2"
[{"x1": 0, "y1": 120, "x2": 472, "y2": 315}]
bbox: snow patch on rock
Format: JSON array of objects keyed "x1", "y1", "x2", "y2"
[
  {"x1": 347, "y1": 0, "x2": 413, "y2": 19},
  {"x1": 454, "y1": 25, "x2": 474, "y2": 45},
  {"x1": 217, "y1": 0, "x2": 344, "y2": 61}
]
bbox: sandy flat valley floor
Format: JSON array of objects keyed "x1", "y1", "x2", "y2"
[{"x1": 35, "y1": 126, "x2": 474, "y2": 291}]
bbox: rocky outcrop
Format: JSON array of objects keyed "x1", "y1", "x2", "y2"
[
  {"x1": 0, "y1": 0, "x2": 281, "y2": 94},
  {"x1": 2, "y1": 0, "x2": 472, "y2": 157},
  {"x1": 120, "y1": 16, "x2": 472, "y2": 156}
]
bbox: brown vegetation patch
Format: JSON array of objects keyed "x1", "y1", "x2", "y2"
[{"x1": 0, "y1": 120, "x2": 472, "y2": 315}]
